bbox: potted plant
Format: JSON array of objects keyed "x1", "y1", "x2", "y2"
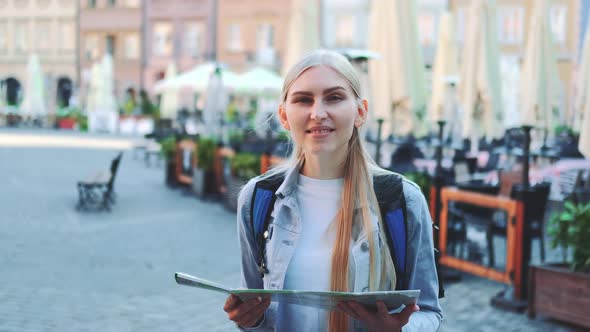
[
  {"x1": 223, "y1": 152, "x2": 260, "y2": 212},
  {"x1": 55, "y1": 106, "x2": 78, "y2": 129},
  {"x1": 193, "y1": 137, "x2": 218, "y2": 199},
  {"x1": 528, "y1": 200, "x2": 590, "y2": 328},
  {"x1": 159, "y1": 136, "x2": 178, "y2": 188}
]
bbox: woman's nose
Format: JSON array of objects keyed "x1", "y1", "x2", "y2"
[{"x1": 310, "y1": 104, "x2": 328, "y2": 120}]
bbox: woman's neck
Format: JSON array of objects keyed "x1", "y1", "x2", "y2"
[{"x1": 300, "y1": 152, "x2": 346, "y2": 179}]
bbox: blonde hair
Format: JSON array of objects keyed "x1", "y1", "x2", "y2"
[{"x1": 269, "y1": 50, "x2": 396, "y2": 332}]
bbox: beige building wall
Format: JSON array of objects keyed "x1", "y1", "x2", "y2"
[
  {"x1": 0, "y1": 0, "x2": 78, "y2": 109},
  {"x1": 144, "y1": 0, "x2": 214, "y2": 95},
  {"x1": 79, "y1": 0, "x2": 143, "y2": 103},
  {"x1": 449, "y1": 0, "x2": 580, "y2": 121},
  {"x1": 217, "y1": 0, "x2": 291, "y2": 72}
]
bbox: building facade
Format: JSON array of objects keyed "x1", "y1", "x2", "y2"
[
  {"x1": 79, "y1": 0, "x2": 143, "y2": 101},
  {"x1": 0, "y1": 0, "x2": 78, "y2": 109},
  {"x1": 143, "y1": 0, "x2": 214, "y2": 93},
  {"x1": 216, "y1": 0, "x2": 291, "y2": 72}
]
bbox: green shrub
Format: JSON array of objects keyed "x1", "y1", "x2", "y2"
[
  {"x1": 197, "y1": 137, "x2": 217, "y2": 171},
  {"x1": 547, "y1": 201, "x2": 590, "y2": 273},
  {"x1": 160, "y1": 136, "x2": 177, "y2": 160},
  {"x1": 231, "y1": 152, "x2": 260, "y2": 181},
  {"x1": 402, "y1": 171, "x2": 432, "y2": 202}
]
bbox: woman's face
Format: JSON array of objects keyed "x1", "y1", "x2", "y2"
[{"x1": 279, "y1": 65, "x2": 367, "y2": 159}]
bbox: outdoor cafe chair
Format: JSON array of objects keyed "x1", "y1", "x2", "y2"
[{"x1": 76, "y1": 152, "x2": 123, "y2": 212}]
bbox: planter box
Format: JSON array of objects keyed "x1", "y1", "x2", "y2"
[
  {"x1": 193, "y1": 168, "x2": 217, "y2": 199},
  {"x1": 529, "y1": 263, "x2": 590, "y2": 329},
  {"x1": 58, "y1": 117, "x2": 77, "y2": 129}
]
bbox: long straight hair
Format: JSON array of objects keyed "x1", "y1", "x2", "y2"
[{"x1": 268, "y1": 50, "x2": 396, "y2": 332}]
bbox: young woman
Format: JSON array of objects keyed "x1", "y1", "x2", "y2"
[{"x1": 224, "y1": 50, "x2": 442, "y2": 331}]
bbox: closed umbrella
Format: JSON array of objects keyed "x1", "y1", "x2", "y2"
[
  {"x1": 580, "y1": 81, "x2": 590, "y2": 158},
  {"x1": 369, "y1": 0, "x2": 428, "y2": 137},
  {"x1": 99, "y1": 53, "x2": 117, "y2": 112},
  {"x1": 429, "y1": 12, "x2": 458, "y2": 125},
  {"x1": 159, "y1": 62, "x2": 179, "y2": 120},
  {"x1": 282, "y1": 0, "x2": 320, "y2": 76},
  {"x1": 203, "y1": 67, "x2": 228, "y2": 137},
  {"x1": 86, "y1": 62, "x2": 103, "y2": 113},
  {"x1": 573, "y1": 21, "x2": 590, "y2": 134},
  {"x1": 20, "y1": 54, "x2": 45, "y2": 118},
  {"x1": 520, "y1": 0, "x2": 560, "y2": 130},
  {"x1": 457, "y1": 0, "x2": 503, "y2": 150}
]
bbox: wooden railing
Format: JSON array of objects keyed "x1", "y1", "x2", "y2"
[{"x1": 437, "y1": 187, "x2": 526, "y2": 300}]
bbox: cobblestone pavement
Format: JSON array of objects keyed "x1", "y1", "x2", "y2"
[{"x1": 0, "y1": 129, "x2": 586, "y2": 332}]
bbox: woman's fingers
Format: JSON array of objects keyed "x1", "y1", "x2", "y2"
[
  {"x1": 395, "y1": 304, "x2": 420, "y2": 326},
  {"x1": 226, "y1": 296, "x2": 271, "y2": 328},
  {"x1": 223, "y1": 294, "x2": 240, "y2": 312},
  {"x1": 337, "y1": 302, "x2": 362, "y2": 320},
  {"x1": 239, "y1": 297, "x2": 271, "y2": 327}
]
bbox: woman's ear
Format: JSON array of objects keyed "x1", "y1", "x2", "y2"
[
  {"x1": 278, "y1": 104, "x2": 290, "y2": 130},
  {"x1": 355, "y1": 99, "x2": 368, "y2": 128}
]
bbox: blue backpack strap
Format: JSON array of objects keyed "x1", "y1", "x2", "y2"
[
  {"x1": 373, "y1": 173, "x2": 408, "y2": 290},
  {"x1": 250, "y1": 174, "x2": 285, "y2": 277}
]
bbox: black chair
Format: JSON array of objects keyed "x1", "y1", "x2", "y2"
[
  {"x1": 486, "y1": 182, "x2": 551, "y2": 267},
  {"x1": 447, "y1": 181, "x2": 500, "y2": 263},
  {"x1": 76, "y1": 152, "x2": 123, "y2": 211}
]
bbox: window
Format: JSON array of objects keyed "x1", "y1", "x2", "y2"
[
  {"x1": 550, "y1": 5, "x2": 567, "y2": 44},
  {"x1": 184, "y1": 22, "x2": 203, "y2": 58},
  {"x1": 106, "y1": 35, "x2": 116, "y2": 56},
  {"x1": 335, "y1": 15, "x2": 355, "y2": 47},
  {"x1": 125, "y1": 0, "x2": 139, "y2": 7},
  {"x1": 14, "y1": 21, "x2": 29, "y2": 53},
  {"x1": 256, "y1": 23, "x2": 274, "y2": 50},
  {"x1": 153, "y1": 22, "x2": 173, "y2": 56},
  {"x1": 59, "y1": 20, "x2": 75, "y2": 51},
  {"x1": 0, "y1": 22, "x2": 7, "y2": 53},
  {"x1": 84, "y1": 35, "x2": 99, "y2": 60},
  {"x1": 124, "y1": 33, "x2": 139, "y2": 59},
  {"x1": 87, "y1": 0, "x2": 96, "y2": 8},
  {"x1": 107, "y1": 0, "x2": 116, "y2": 7},
  {"x1": 36, "y1": 20, "x2": 52, "y2": 52},
  {"x1": 497, "y1": 6, "x2": 524, "y2": 44},
  {"x1": 227, "y1": 23, "x2": 242, "y2": 52}
]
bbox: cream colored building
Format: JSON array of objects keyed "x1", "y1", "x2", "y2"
[
  {"x1": 449, "y1": 0, "x2": 581, "y2": 121},
  {"x1": 0, "y1": 0, "x2": 78, "y2": 109},
  {"x1": 217, "y1": 0, "x2": 291, "y2": 72}
]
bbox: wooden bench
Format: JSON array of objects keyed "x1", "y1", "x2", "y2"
[{"x1": 76, "y1": 152, "x2": 123, "y2": 211}]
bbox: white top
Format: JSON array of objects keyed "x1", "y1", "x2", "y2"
[{"x1": 277, "y1": 174, "x2": 344, "y2": 332}]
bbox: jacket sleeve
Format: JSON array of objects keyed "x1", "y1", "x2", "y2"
[
  {"x1": 401, "y1": 181, "x2": 443, "y2": 332},
  {"x1": 236, "y1": 179, "x2": 275, "y2": 331}
]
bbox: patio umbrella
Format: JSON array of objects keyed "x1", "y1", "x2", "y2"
[
  {"x1": 573, "y1": 21, "x2": 590, "y2": 135},
  {"x1": 203, "y1": 67, "x2": 228, "y2": 137},
  {"x1": 580, "y1": 82, "x2": 590, "y2": 158},
  {"x1": 233, "y1": 67, "x2": 283, "y2": 96},
  {"x1": 159, "y1": 62, "x2": 179, "y2": 120},
  {"x1": 153, "y1": 62, "x2": 240, "y2": 94},
  {"x1": 520, "y1": 0, "x2": 560, "y2": 131},
  {"x1": 282, "y1": 0, "x2": 320, "y2": 75},
  {"x1": 428, "y1": 12, "x2": 458, "y2": 126},
  {"x1": 99, "y1": 54, "x2": 117, "y2": 112},
  {"x1": 457, "y1": 0, "x2": 503, "y2": 150},
  {"x1": 20, "y1": 54, "x2": 46, "y2": 117},
  {"x1": 86, "y1": 62, "x2": 103, "y2": 113},
  {"x1": 369, "y1": 0, "x2": 428, "y2": 137}
]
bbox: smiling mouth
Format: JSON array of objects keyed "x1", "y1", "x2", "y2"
[{"x1": 306, "y1": 128, "x2": 335, "y2": 134}]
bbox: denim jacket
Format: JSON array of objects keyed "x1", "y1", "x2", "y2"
[{"x1": 237, "y1": 165, "x2": 443, "y2": 331}]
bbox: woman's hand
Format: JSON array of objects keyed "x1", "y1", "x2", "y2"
[
  {"x1": 337, "y1": 300, "x2": 419, "y2": 332},
  {"x1": 224, "y1": 294, "x2": 271, "y2": 328}
]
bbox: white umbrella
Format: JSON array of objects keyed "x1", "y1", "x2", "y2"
[
  {"x1": 99, "y1": 54, "x2": 117, "y2": 112},
  {"x1": 520, "y1": 0, "x2": 561, "y2": 131},
  {"x1": 457, "y1": 0, "x2": 503, "y2": 150},
  {"x1": 86, "y1": 63, "x2": 103, "y2": 113},
  {"x1": 579, "y1": 23, "x2": 590, "y2": 158},
  {"x1": 234, "y1": 67, "x2": 283, "y2": 96},
  {"x1": 203, "y1": 67, "x2": 228, "y2": 137},
  {"x1": 282, "y1": 0, "x2": 320, "y2": 76},
  {"x1": 20, "y1": 54, "x2": 45, "y2": 117},
  {"x1": 159, "y1": 62, "x2": 179, "y2": 119},
  {"x1": 153, "y1": 62, "x2": 240, "y2": 94},
  {"x1": 573, "y1": 21, "x2": 590, "y2": 134},
  {"x1": 369, "y1": 0, "x2": 428, "y2": 137},
  {"x1": 428, "y1": 12, "x2": 458, "y2": 125}
]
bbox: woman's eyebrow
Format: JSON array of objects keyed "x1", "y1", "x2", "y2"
[{"x1": 290, "y1": 86, "x2": 346, "y2": 97}]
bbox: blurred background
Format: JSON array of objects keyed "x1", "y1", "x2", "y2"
[{"x1": 1, "y1": 0, "x2": 590, "y2": 331}]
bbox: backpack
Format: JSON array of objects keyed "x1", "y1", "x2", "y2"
[{"x1": 250, "y1": 172, "x2": 444, "y2": 298}]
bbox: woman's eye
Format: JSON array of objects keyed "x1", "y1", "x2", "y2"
[
  {"x1": 294, "y1": 98, "x2": 313, "y2": 104},
  {"x1": 327, "y1": 95, "x2": 343, "y2": 102}
]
